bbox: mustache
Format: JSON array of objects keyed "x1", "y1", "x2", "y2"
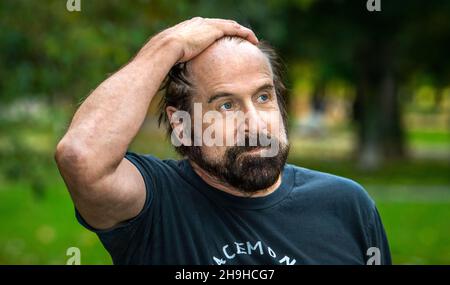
[
  {"x1": 228, "y1": 134, "x2": 276, "y2": 157},
  {"x1": 235, "y1": 133, "x2": 273, "y2": 147}
]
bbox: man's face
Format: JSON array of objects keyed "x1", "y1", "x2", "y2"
[{"x1": 173, "y1": 39, "x2": 289, "y2": 193}]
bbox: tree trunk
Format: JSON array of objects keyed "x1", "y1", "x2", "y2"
[{"x1": 353, "y1": 42, "x2": 406, "y2": 170}]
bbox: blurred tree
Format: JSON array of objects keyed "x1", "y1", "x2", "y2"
[
  {"x1": 0, "y1": 0, "x2": 178, "y2": 105},
  {"x1": 178, "y1": 0, "x2": 450, "y2": 167},
  {"x1": 1, "y1": 0, "x2": 449, "y2": 168},
  {"x1": 232, "y1": 0, "x2": 450, "y2": 168}
]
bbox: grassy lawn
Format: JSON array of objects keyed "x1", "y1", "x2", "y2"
[
  {"x1": 0, "y1": 174, "x2": 112, "y2": 265},
  {"x1": 0, "y1": 115, "x2": 449, "y2": 264},
  {"x1": 377, "y1": 201, "x2": 450, "y2": 264},
  {"x1": 0, "y1": 154, "x2": 449, "y2": 264}
]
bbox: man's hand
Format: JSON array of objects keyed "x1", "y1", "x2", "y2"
[
  {"x1": 138, "y1": 17, "x2": 258, "y2": 63},
  {"x1": 55, "y1": 18, "x2": 257, "y2": 230}
]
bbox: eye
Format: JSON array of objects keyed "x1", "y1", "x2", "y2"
[
  {"x1": 219, "y1": 102, "x2": 233, "y2": 111},
  {"x1": 256, "y1": 94, "x2": 270, "y2": 103}
]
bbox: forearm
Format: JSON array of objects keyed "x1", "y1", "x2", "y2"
[{"x1": 57, "y1": 35, "x2": 181, "y2": 180}]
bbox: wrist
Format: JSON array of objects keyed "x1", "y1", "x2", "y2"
[
  {"x1": 161, "y1": 34, "x2": 185, "y2": 63},
  {"x1": 136, "y1": 33, "x2": 184, "y2": 65}
]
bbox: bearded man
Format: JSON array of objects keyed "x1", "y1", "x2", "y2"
[{"x1": 55, "y1": 17, "x2": 391, "y2": 265}]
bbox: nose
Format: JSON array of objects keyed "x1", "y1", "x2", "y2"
[{"x1": 242, "y1": 103, "x2": 267, "y2": 136}]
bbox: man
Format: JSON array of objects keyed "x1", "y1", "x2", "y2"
[{"x1": 55, "y1": 17, "x2": 391, "y2": 265}]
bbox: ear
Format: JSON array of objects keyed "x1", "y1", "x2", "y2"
[
  {"x1": 166, "y1": 106, "x2": 192, "y2": 146},
  {"x1": 166, "y1": 106, "x2": 180, "y2": 130}
]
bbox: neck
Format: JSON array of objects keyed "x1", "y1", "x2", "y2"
[{"x1": 189, "y1": 160, "x2": 282, "y2": 198}]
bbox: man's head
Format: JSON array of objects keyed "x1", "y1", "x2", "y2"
[{"x1": 159, "y1": 37, "x2": 290, "y2": 194}]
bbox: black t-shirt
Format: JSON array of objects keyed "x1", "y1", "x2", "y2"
[{"x1": 76, "y1": 151, "x2": 392, "y2": 265}]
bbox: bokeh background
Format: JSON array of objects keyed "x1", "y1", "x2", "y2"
[{"x1": 0, "y1": 0, "x2": 449, "y2": 264}]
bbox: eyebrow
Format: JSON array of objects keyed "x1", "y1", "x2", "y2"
[{"x1": 207, "y1": 83, "x2": 274, "y2": 104}]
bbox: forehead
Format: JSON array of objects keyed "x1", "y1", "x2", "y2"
[{"x1": 188, "y1": 39, "x2": 273, "y2": 97}]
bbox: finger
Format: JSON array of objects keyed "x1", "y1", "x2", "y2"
[
  {"x1": 239, "y1": 26, "x2": 259, "y2": 44},
  {"x1": 205, "y1": 18, "x2": 238, "y2": 24},
  {"x1": 205, "y1": 19, "x2": 258, "y2": 43},
  {"x1": 208, "y1": 20, "x2": 259, "y2": 44}
]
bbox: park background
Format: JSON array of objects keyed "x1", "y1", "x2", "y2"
[{"x1": 0, "y1": 0, "x2": 449, "y2": 264}]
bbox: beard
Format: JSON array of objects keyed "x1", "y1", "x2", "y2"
[{"x1": 186, "y1": 135, "x2": 290, "y2": 194}]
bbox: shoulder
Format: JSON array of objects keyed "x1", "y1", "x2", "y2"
[
  {"x1": 124, "y1": 152, "x2": 186, "y2": 190},
  {"x1": 125, "y1": 152, "x2": 180, "y2": 176},
  {"x1": 286, "y1": 163, "x2": 376, "y2": 216},
  {"x1": 125, "y1": 152, "x2": 178, "y2": 170}
]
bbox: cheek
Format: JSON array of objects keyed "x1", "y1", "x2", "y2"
[
  {"x1": 203, "y1": 115, "x2": 238, "y2": 146},
  {"x1": 259, "y1": 111, "x2": 284, "y2": 135}
]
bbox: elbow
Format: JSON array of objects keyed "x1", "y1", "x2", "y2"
[
  {"x1": 55, "y1": 138, "x2": 104, "y2": 201},
  {"x1": 55, "y1": 137, "x2": 85, "y2": 169},
  {"x1": 55, "y1": 136, "x2": 114, "y2": 188},
  {"x1": 54, "y1": 137, "x2": 93, "y2": 181}
]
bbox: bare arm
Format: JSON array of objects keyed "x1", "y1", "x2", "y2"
[{"x1": 55, "y1": 18, "x2": 258, "y2": 230}]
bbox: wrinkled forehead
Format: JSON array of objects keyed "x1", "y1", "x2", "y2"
[{"x1": 187, "y1": 38, "x2": 273, "y2": 96}]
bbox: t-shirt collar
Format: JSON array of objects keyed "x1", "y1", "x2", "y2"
[{"x1": 179, "y1": 159, "x2": 294, "y2": 210}]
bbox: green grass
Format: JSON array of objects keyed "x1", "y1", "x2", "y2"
[
  {"x1": 376, "y1": 202, "x2": 450, "y2": 264},
  {"x1": 0, "y1": 114, "x2": 449, "y2": 264},
  {"x1": 0, "y1": 172, "x2": 112, "y2": 265},
  {"x1": 408, "y1": 129, "x2": 450, "y2": 145},
  {"x1": 288, "y1": 156, "x2": 450, "y2": 186},
  {"x1": 0, "y1": 157, "x2": 449, "y2": 264}
]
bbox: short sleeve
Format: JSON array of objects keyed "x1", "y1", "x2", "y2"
[
  {"x1": 365, "y1": 206, "x2": 392, "y2": 265},
  {"x1": 74, "y1": 151, "x2": 163, "y2": 264}
]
